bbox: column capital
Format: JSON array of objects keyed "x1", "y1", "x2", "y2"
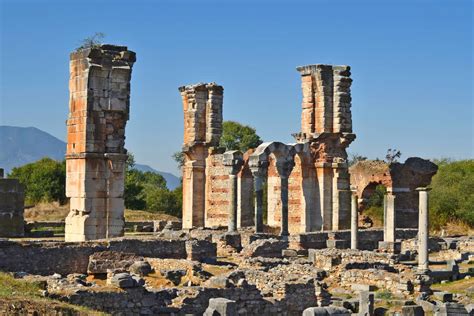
[{"x1": 223, "y1": 150, "x2": 244, "y2": 175}]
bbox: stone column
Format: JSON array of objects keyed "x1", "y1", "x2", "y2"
[
  {"x1": 65, "y1": 44, "x2": 135, "y2": 242},
  {"x1": 179, "y1": 83, "x2": 224, "y2": 229},
  {"x1": 250, "y1": 163, "x2": 267, "y2": 234},
  {"x1": 417, "y1": 187, "x2": 431, "y2": 272},
  {"x1": 350, "y1": 188, "x2": 358, "y2": 250},
  {"x1": 276, "y1": 158, "x2": 295, "y2": 237},
  {"x1": 384, "y1": 190, "x2": 396, "y2": 243},
  {"x1": 223, "y1": 151, "x2": 243, "y2": 232}
]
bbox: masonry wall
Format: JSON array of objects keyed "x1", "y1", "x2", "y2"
[
  {"x1": 65, "y1": 45, "x2": 135, "y2": 241},
  {"x1": 205, "y1": 153, "x2": 230, "y2": 227},
  {"x1": 0, "y1": 238, "x2": 188, "y2": 276},
  {"x1": 0, "y1": 178, "x2": 24, "y2": 237}
]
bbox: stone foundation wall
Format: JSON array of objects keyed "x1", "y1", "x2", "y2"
[
  {"x1": 0, "y1": 238, "x2": 192, "y2": 276},
  {"x1": 293, "y1": 228, "x2": 418, "y2": 251}
]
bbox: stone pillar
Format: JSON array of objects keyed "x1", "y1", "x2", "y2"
[
  {"x1": 379, "y1": 188, "x2": 401, "y2": 253},
  {"x1": 417, "y1": 187, "x2": 431, "y2": 272},
  {"x1": 179, "y1": 83, "x2": 224, "y2": 229},
  {"x1": 350, "y1": 188, "x2": 358, "y2": 250},
  {"x1": 0, "y1": 177, "x2": 24, "y2": 237},
  {"x1": 384, "y1": 190, "x2": 396, "y2": 243},
  {"x1": 276, "y1": 158, "x2": 295, "y2": 237},
  {"x1": 294, "y1": 64, "x2": 356, "y2": 232},
  {"x1": 223, "y1": 151, "x2": 243, "y2": 232},
  {"x1": 250, "y1": 162, "x2": 268, "y2": 233},
  {"x1": 65, "y1": 44, "x2": 136, "y2": 242}
]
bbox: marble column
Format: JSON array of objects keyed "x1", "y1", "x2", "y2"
[
  {"x1": 276, "y1": 158, "x2": 295, "y2": 237},
  {"x1": 250, "y1": 163, "x2": 267, "y2": 233},
  {"x1": 384, "y1": 190, "x2": 396, "y2": 243},
  {"x1": 351, "y1": 188, "x2": 358, "y2": 250},
  {"x1": 417, "y1": 187, "x2": 431, "y2": 272},
  {"x1": 223, "y1": 151, "x2": 243, "y2": 232}
]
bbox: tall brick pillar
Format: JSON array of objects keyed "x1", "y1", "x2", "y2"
[
  {"x1": 65, "y1": 45, "x2": 136, "y2": 242},
  {"x1": 295, "y1": 64, "x2": 356, "y2": 231},
  {"x1": 179, "y1": 83, "x2": 223, "y2": 229}
]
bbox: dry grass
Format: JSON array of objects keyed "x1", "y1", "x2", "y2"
[
  {"x1": 24, "y1": 202, "x2": 179, "y2": 223},
  {"x1": 432, "y1": 278, "x2": 474, "y2": 299},
  {"x1": 24, "y1": 202, "x2": 69, "y2": 222},
  {"x1": 125, "y1": 210, "x2": 178, "y2": 222},
  {"x1": 0, "y1": 272, "x2": 107, "y2": 315},
  {"x1": 430, "y1": 219, "x2": 474, "y2": 237}
]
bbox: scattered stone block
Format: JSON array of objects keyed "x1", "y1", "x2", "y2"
[
  {"x1": 185, "y1": 239, "x2": 217, "y2": 263},
  {"x1": 153, "y1": 220, "x2": 167, "y2": 232},
  {"x1": 433, "y1": 291, "x2": 453, "y2": 303},
  {"x1": 204, "y1": 297, "x2": 237, "y2": 316},
  {"x1": 87, "y1": 251, "x2": 143, "y2": 274},
  {"x1": 109, "y1": 272, "x2": 140, "y2": 288},
  {"x1": 435, "y1": 303, "x2": 469, "y2": 316},
  {"x1": 161, "y1": 269, "x2": 186, "y2": 286},
  {"x1": 129, "y1": 261, "x2": 152, "y2": 276},
  {"x1": 205, "y1": 275, "x2": 232, "y2": 288},
  {"x1": 242, "y1": 238, "x2": 288, "y2": 258},
  {"x1": 401, "y1": 305, "x2": 424, "y2": 316},
  {"x1": 282, "y1": 249, "x2": 298, "y2": 257},
  {"x1": 358, "y1": 290, "x2": 374, "y2": 316},
  {"x1": 303, "y1": 306, "x2": 351, "y2": 316},
  {"x1": 351, "y1": 284, "x2": 376, "y2": 292}
]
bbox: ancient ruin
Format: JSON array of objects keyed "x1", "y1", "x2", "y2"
[
  {"x1": 0, "y1": 168, "x2": 25, "y2": 237},
  {"x1": 65, "y1": 45, "x2": 136, "y2": 241},
  {"x1": 181, "y1": 65, "x2": 355, "y2": 235},
  {"x1": 350, "y1": 158, "x2": 438, "y2": 228},
  {"x1": 1, "y1": 47, "x2": 472, "y2": 315}
]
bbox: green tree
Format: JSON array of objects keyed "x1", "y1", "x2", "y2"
[
  {"x1": 144, "y1": 186, "x2": 181, "y2": 217},
  {"x1": 9, "y1": 158, "x2": 66, "y2": 205},
  {"x1": 220, "y1": 121, "x2": 263, "y2": 152},
  {"x1": 429, "y1": 159, "x2": 474, "y2": 228}
]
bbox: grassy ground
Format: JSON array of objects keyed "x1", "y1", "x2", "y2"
[
  {"x1": 25, "y1": 202, "x2": 179, "y2": 222},
  {"x1": 431, "y1": 277, "x2": 474, "y2": 300},
  {"x1": 0, "y1": 272, "x2": 107, "y2": 315}
]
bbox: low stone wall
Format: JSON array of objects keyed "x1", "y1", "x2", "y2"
[
  {"x1": 59, "y1": 287, "x2": 178, "y2": 315},
  {"x1": 0, "y1": 237, "x2": 197, "y2": 276},
  {"x1": 0, "y1": 240, "x2": 107, "y2": 276},
  {"x1": 294, "y1": 228, "x2": 418, "y2": 251},
  {"x1": 308, "y1": 248, "x2": 397, "y2": 270}
]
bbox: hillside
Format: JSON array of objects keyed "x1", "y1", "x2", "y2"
[{"x1": 0, "y1": 126, "x2": 180, "y2": 189}]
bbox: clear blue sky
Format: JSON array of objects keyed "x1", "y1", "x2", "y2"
[{"x1": 1, "y1": 0, "x2": 472, "y2": 174}]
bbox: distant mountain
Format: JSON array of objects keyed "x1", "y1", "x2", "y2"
[
  {"x1": 134, "y1": 164, "x2": 181, "y2": 190},
  {"x1": 0, "y1": 126, "x2": 180, "y2": 189},
  {"x1": 0, "y1": 126, "x2": 65, "y2": 173}
]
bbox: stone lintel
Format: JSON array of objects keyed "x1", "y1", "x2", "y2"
[
  {"x1": 387, "y1": 187, "x2": 411, "y2": 193},
  {"x1": 416, "y1": 187, "x2": 432, "y2": 192}
]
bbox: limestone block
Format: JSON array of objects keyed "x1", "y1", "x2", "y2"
[
  {"x1": 303, "y1": 306, "x2": 350, "y2": 316},
  {"x1": 401, "y1": 305, "x2": 424, "y2": 316},
  {"x1": 204, "y1": 297, "x2": 237, "y2": 316}
]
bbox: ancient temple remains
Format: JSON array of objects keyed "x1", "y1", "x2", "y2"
[
  {"x1": 65, "y1": 45, "x2": 136, "y2": 241},
  {"x1": 349, "y1": 158, "x2": 438, "y2": 228},
  {"x1": 181, "y1": 64, "x2": 356, "y2": 234},
  {"x1": 0, "y1": 168, "x2": 25, "y2": 237}
]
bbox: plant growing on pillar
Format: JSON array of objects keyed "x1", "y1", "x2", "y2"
[
  {"x1": 385, "y1": 148, "x2": 402, "y2": 164},
  {"x1": 76, "y1": 32, "x2": 105, "y2": 51}
]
